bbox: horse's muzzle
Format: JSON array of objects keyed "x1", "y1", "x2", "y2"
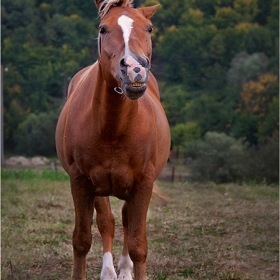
[
  {"x1": 119, "y1": 54, "x2": 149, "y2": 100},
  {"x1": 124, "y1": 83, "x2": 147, "y2": 100}
]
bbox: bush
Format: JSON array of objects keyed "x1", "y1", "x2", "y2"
[
  {"x1": 184, "y1": 132, "x2": 279, "y2": 184},
  {"x1": 184, "y1": 132, "x2": 247, "y2": 183},
  {"x1": 14, "y1": 109, "x2": 60, "y2": 156},
  {"x1": 243, "y1": 136, "x2": 279, "y2": 184}
]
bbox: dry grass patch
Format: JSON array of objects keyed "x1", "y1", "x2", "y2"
[
  {"x1": 1, "y1": 170, "x2": 278, "y2": 279},
  {"x1": 146, "y1": 182, "x2": 279, "y2": 280}
]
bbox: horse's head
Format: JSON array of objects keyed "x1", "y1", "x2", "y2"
[{"x1": 95, "y1": 0, "x2": 160, "y2": 100}]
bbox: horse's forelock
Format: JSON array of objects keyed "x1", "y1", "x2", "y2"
[{"x1": 99, "y1": 0, "x2": 134, "y2": 18}]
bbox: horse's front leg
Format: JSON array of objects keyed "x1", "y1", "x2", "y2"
[
  {"x1": 71, "y1": 176, "x2": 95, "y2": 280},
  {"x1": 95, "y1": 196, "x2": 117, "y2": 280},
  {"x1": 126, "y1": 180, "x2": 153, "y2": 280}
]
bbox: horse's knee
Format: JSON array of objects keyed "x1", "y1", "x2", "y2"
[{"x1": 72, "y1": 229, "x2": 92, "y2": 256}]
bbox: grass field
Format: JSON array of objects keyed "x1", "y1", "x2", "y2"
[{"x1": 1, "y1": 168, "x2": 279, "y2": 280}]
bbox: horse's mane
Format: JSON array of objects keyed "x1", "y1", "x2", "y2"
[{"x1": 98, "y1": 0, "x2": 134, "y2": 18}]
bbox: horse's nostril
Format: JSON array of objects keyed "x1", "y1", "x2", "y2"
[
  {"x1": 139, "y1": 57, "x2": 150, "y2": 68},
  {"x1": 133, "y1": 67, "x2": 141, "y2": 73},
  {"x1": 146, "y1": 58, "x2": 151, "y2": 68},
  {"x1": 120, "y1": 58, "x2": 126, "y2": 67}
]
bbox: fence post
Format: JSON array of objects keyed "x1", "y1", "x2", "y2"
[
  {"x1": 171, "y1": 165, "x2": 175, "y2": 183},
  {"x1": 51, "y1": 161, "x2": 57, "y2": 173}
]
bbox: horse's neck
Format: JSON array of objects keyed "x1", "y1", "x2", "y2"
[{"x1": 92, "y1": 68, "x2": 138, "y2": 139}]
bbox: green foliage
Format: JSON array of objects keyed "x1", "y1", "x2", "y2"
[
  {"x1": 1, "y1": 169, "x2": 69, "y2": 181},
  {"x1": 244, "y1": 26, "x2": 275, "y2": 56},
  {"x1": 185, "y1": 132, "x2": 247, "y2": 183},
  {"x1": 2, "y1": 0, "x2": 279, "y2": 179},
  {"x1": 184, "y1": 132, "x2": 279, "y2": 184},
  {"x1": 156, "y1": 23, "x2": 217, "y2": 87},
  {"x1": 231, "y1": 112, "x2": 260, "y2": 145},
  {"x1": 156, "y1": 271, "x2": 167, "y2": 280},
  {"x1": 14, "y1": 109, "x2": 60, "y2": 156},
  {"x1": 160, "y1": 84, "x2": 191, "y2": 126},
  {"x1": 152, "y1": 0, "x2": 278, "y2": 147},
  {"x1": 227, "y1": 52, "x2": 269, "y2": 86},
  {"x1": 44, "y1": 14, "x2": 77, "y2": 47},
  {"x1": 2, "y1": 0, "x2": 97, "y2": 153},
  {"x1": 213, "y1": 6, "x2": 241, "y2": 29},
  {"x1": 180, "y1": 267, "x2": 195, "y2": 277},
  {"x1": 231, "y1": 72, "x2": 279, "y2": 144},
  {"x1": 171, "y1": 122, "x2": 202, "y2": 148},
  {"x1": 257, "y1": 97, "x2": 279, "y2": 142},
  {"x1": 243, "y1": 136, "x2": 279, "y2": 184}
]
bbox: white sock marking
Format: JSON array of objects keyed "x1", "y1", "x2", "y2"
[
  {"x1": 118, "y1": 15, "x2": 134, "y2": 55},
  {"x1": 101, "y1": 252, "x2": 117, "y2": 280},
  {"x1": 118, "y1": 255, "x2": 133, "y2": 280}
]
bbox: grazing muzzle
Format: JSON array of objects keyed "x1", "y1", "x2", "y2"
[{"x1": 119, "y1": 54, "x2": 149, "y2": 100}]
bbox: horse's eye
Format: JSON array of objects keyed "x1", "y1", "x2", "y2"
[
  {"x1": 147, "y1": 26, "x2": 153, "y2": 34},
  {"x1": 99, "y1": 26, "x2": 107, "y2": 35}
]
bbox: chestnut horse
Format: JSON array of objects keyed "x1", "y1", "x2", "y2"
[{"x1": 55, "y1": 0, "x2": 170, "y2": 279}]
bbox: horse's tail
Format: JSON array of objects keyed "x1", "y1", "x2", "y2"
[{"x1": 151, "y1": 182, "x2": 167, "y2": 205}]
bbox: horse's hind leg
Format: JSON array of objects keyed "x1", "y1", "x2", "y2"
[
  {"x1": 71, "y1": 176, "x2": 95, "y2": 280},
  {"x1": 118, "y1": 202, "x2": 133, "y2": 279},
  {"x1": 95, "y1": 196, "x2": 117, "y2": 280}
]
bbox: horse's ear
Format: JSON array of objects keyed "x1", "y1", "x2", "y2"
[{"x1": 138, "y1": 4, "x2": 160, "y2": 19}]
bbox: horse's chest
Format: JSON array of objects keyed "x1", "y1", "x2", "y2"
[{"x1": 75, "y1": 126, "x2": 154, "y2": 199}]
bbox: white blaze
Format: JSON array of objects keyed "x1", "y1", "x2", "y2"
[{"x1": 118, "y1": 15, "x2": 134, "y2": 55}]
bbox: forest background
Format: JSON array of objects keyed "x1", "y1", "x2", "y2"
[{"x1": 2, "y1": 0, "x2": 279, "y2": 183}]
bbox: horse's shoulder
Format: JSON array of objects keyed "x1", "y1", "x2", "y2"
[{"x1": 67, "y1": 62, "x2": 98, "y2": 97}]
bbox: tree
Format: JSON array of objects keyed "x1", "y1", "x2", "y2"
[
  {"x1": 184, "y1": 132, "x2": 279, "y2": 183},
  {"x1": 227, "y1": 52, "x2": 269, "y2": 87},
  {"x1": 213, "y1": 6, "x2": 241, "y2": 29},
  {"x1": 239, "y1": 73, "x2": 278, "y2": 117},
  {"x1": 171, "y1": 122, "x2": 202, "y2": 148},
  {"x1": 233, "y1": 0, "x2": 258, "y2": 22},
  {"x1": 244, "y1": 26, "x2": 275, "y2": 56},
  {"x1": 184, "y1": 132, "x2": 248, "y2": 183},
  {"x1": 156, "y1": 23, "x2": 217, "y2": 87},
  {"x1": 187, "y1": 89, "x2": 238, "y2": 135},
  {"x1": 2, "y1": 0, "x2": 96, "y2": 152},
  {"x1": 2, "y1": 0, "x2": 279, "y2": 159},
  {"x1": 257, "y1": 97, "x2": 279, "y2": 142},
  {"x1": 160, "y1": 84, "x2": 191, "y2": 126},
  {"x1": 14, "y1": 110, "x2": 60, "y2": 156}
]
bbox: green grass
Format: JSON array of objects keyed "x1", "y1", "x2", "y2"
[
  {"x1": 1, "y1": 169, "x2": 279, "y2": 279},
  {"x1": 1, "y1": 169, "x2": 69, "y2": 181}
]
